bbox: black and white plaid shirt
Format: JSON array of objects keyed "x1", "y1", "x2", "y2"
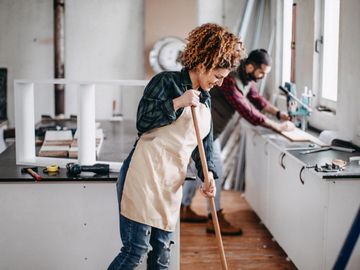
[{"x1": 135, "y1": 69, "x2": 217, "y2": 180}]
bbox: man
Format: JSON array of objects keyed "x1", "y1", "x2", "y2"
[{"x1": 180, "y1": 49, "x2": 295, "y2": 235}]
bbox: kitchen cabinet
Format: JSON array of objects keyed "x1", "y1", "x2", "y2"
[
  {"x1": 325, "y1": 180, "x2": 360, "y2": 269},
  {"x1": 244, "y1": 128, "x2": 270, "y2": 226},
  {"x1": 244, "y1": 124, "x2": 360, "y2": 270},
  {"x1": 266, "y1": 143, "x2": 327, "y2": 270}
]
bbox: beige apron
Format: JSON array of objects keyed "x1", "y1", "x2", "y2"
[{"x1": 121, "y1": 104, "x2": 211, "y2": 231}]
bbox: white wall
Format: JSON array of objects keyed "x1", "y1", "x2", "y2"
[
  {"x1": 197, "y1": 0, "x2": 224, "y2": 25},
  {"x1": 0, "y1": 0, "x2": 54, "y2": 126},
  {"x1": 0, "y1": 0, "x2": 144, "y2": 126},
  {"x1": 65, "y1": 0, "x2": 144, "y2": 121}
]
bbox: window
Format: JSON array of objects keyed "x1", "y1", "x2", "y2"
[
  {"x1": 318, "y1": 0, "x2": 340, "y2": 109},
  {"x1": 281, "y1": 0, "x2": 294, "y2": 85}
]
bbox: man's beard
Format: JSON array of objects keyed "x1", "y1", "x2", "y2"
[
  {"x1": 246, "y1": 72, "x2": 258, "y2": 83},
  {"x1": 238, "y1": 61, "x2": 259, "y2": 85},
  {"x1": 239, "y1": 67, "x2": 257, "y2": 85}
]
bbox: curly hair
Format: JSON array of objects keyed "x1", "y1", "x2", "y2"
[{"x1": 180, "y1": 23, "x2": 245, "y2": 71}]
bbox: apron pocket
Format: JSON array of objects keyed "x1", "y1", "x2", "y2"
[{"x1": 159, "y1": 147, "x2": 188, "y2": 191}]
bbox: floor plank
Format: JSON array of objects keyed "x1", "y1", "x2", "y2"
[{"x1": 180, "y1": 190, "x2": 298, "y2": 270}]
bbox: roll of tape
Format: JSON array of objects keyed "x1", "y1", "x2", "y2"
[{"x1": 46, "y1": 164, "x2": 59, "y2": 173}]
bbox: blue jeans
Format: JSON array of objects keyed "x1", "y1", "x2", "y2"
[
  {"x1": 182, "y1": 139, "x2": 223, "y2": 212},
  {"x1": 108, "y1": 147, "x2": 174, "y2": 270}
]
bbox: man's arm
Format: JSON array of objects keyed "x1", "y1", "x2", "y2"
[
  {"x1": 263, "y1": 103, "x2": 291, "y2": 121},
  {"x1": 220, "y1": 76, "x2": 266, "y2": 126},
  {"x1": 221, "y1": 77, "x2": 294, "y2": 132},
  {"x1": 247, "y1": 82, "x2": 290, "y2": 121},
  {"x1": 262, "y1": 117, "x2": 294, "y2": 133}
]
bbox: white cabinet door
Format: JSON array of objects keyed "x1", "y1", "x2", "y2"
[
  {"x1": 267, "y1": 144, "x2": 327, "y2": 270},
  {"x1": 243, "y1": 125, "x2": 360, "y2": 270},
  {"x1": 325, "y1": 180, "x2": 360, "y2": 270},
  {"x1": 244, "y1": 128, "x2": 269, "y2": 225},
  {"x1": 267, "y1": 144, "x2": 297, "y2": 245},
  {"x1": 0, "y1": 182, "x2": 180, "y2": 270}
]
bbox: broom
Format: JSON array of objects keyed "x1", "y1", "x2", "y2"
[{"x1": 191, "y1": 106, "x2": 228, "y2": 270}]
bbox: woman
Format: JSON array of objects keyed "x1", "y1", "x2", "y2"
[{"x1": 108, "y1": 23, "x2": 244, "y2": 270}]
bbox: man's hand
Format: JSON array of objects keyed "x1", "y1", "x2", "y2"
[
  {"x1": 173, "y1": 90, "x2": 200, "y2": 111},
  {"x1": 278, "y1": 121, "x2": 295, "y2": 132},
  {"x1": 199, "y1": 171, "x2": 216, "y2": 198},
  {"x1": 265, "y1": 118, "x2": 295, "y2": 133},
  {"x1": 279, "y1": 111, "x2": 291, "y2": 121}
]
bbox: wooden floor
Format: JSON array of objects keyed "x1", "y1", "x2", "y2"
[{"x1": 180, "y1": 190, "x2": 298, "y2": 270}]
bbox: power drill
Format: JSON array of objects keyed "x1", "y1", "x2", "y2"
[{"x1": 66, "y1": 162, "x2": 110, "y2": 176}]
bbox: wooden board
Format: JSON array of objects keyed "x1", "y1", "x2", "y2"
[{"x1": 281, "y1": 128, "x2": 326, "y2": 146}]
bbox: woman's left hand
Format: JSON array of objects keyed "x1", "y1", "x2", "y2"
[{"x1": 199, "y1": 171, "x2": 216, "y2": 198}]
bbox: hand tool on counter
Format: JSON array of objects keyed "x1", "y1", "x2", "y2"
[
  {"x1": 21, "y1": 167, "x2": 43, "y2": 181},
  {"x1": 43, "y1": 164, "x2": 60, "y2": 175},
  {"x1": 285, "y1": 143, "x2": 318, "y2": 151},
  {"x1": 279, "y1": 85, "x2": 313, "y2": 113},
  {"x1": 191, "y1": 106, "x2": 228, "y2": 270},
  {"x1": 279, "y1": 84, "x2": 313, "y2": 131},
  {"x1": 314, "y1": 160, "x2": 346, "y2": 173},
  {"x1": 349, "y1": 156, "x2": 360, "y2": 165},
  {"x1": 66, "y1": 162, "x2": 109, "y2": 176},
  {"x1": 300, "y1": 145, "x2": 355, "y2": 155}
]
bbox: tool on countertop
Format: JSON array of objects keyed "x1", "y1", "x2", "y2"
[
  {"x1": 21, "y1": 167, "x2": 43, "y2": 181},
  {"x1": 349, "y1": 156, "x2": 360, "y2": 165},
  {"x1": 279, "y1": 83, "x2": 314, "y2": 130},
  {"x1": 43, "y1": 164, "x2": 60, "y2": 175},
  {"x1": 66, "y1": 162, "x2": 109, "y2": 176},
  {"x1": 314, "y1": 159, "x2": 347, "y2": 173},
  {"x1": 279, "y1": 85, "x2": 313, "y2": 113},
  {"x1": 300, "y1": 145, "x2": 356, "y2": 155}
]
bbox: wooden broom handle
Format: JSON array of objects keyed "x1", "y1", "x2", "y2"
[{"x1": 191, "y1": 106, "x2": 228, "y2": 270}]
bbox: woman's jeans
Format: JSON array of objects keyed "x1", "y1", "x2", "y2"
[
  {"x1": 108, "y1": 148, "x2": 174, "y2": 270},
  {"x1": 182, "y1": 139, "x2": 223, "y2": 212}
]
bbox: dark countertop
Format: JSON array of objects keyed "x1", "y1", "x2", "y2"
[
  {"x1": 0, "y1": 120, "x2": 138, "y2": 182},
  {"x1": 251, "y1": 123, "x2": 360, "y2": 179},
  {"x1": 288, "y1": 148, "x2": 360, "y2": 179}
]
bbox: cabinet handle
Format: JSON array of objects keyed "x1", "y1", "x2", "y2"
[
  {"x1": 315, "y1": 36, "x2": 323, "y2": 53},
  {"x1": 299, "y1": 166, "x2": 305, "y2": 185},
  {"x1": 279, "y1": 152, "x2": 286, "y2": 169}
]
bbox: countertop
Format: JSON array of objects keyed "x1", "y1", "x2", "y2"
[
  {"x1": 244, "y1": 121, "x2": 360, "y2": 179},
  {"x1": 267, "y1": 130, "x2": 360, "y2": 179},
  {"x1": 0, "y1": 120, "x2": 138, "y2": 181}
]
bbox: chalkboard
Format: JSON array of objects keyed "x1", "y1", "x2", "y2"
[{"x1": 0, "y1": 68, "x2": 7, "y2": 120}]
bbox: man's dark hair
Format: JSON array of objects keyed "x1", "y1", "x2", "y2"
[
  {"x1": 237, "y1": 49, "x2": 272, "y2": 85},
  {"x1": 245, "y1": 49, "x2": 272, "y2": 67}
]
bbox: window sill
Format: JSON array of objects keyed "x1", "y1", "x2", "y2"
[{"x1": 308, "y1": 108, "x2": 337, "y2": 131}]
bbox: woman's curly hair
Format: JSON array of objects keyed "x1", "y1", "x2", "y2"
[{"x1": 180, "y1": 23, "x2": 245, "y2": 71}]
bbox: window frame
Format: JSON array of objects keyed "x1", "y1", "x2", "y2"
[{"x1": 317, "y1": 0, "x2": 340, "y2": 111}]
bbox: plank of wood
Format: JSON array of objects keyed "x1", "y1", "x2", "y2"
[
  {"x1": 281, "y1": 128, "x2": 326, "y2": 146},
  {"x1": 38, "y1": 145, "x2": 69, "y2": 157},
  {"x1": 43, "y1": 130, "x2": 73, "y2": 146}
]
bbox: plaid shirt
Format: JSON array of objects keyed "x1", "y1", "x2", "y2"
[
  {"x1": 136, "y1": 69, "x2": 217, "y2": 180},
  {"x1": 220, "y1": 75, "x2": 268, "y2": 125}
]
